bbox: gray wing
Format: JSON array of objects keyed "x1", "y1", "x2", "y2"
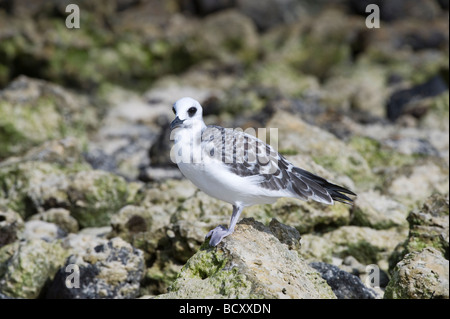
[{"x1": 201, "y1": 125, "x2": 355, "y2": 205}]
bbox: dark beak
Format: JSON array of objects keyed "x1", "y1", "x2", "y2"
[{"x1": 170, "y1": 116, "x2": 185, "y2": 130}]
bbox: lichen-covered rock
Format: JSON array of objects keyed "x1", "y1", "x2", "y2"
[
  {"x1": 0, "y1": 76, "x2": 97, "y2": 159},
  {"x1": 299, "y1": 234, "x2": 334, "y2": 264},
  {"x1": 85, "y1": 87, "x2": 162, "y2": 179},
  {"x1": 159, "y1": 218, "x2": 336, "y2": 299},
  {"x1": 385, "y1": 247, "x2": 449, "y2": 299},
  {"x1": 321, "y1": 61, "x2": 388, "y2": 117},
  {"x1": 0, "y1": 161, "x2": 72, "y2": 219},
  {"x1": 30, "y1": 208, "x2": 79, "y2": 234},
  {"x1": 404, "y1": 193, "x2": 449, "y2": 258},
  {"x1": 46, "y1": 237, "x2": 145, "y2": 299},
  {"x1": 0, "y1": 208, "x2": 24, "y2": 247},
  {"x1": 1, "y1": 137, "x2": 85, "y2": 167},
  {"x1": 266, "y1": 111, "x2": 373, "y2": 188},
  {"x1": 0, "y1": 161, "x2": 137, "y2": 227},
  {"x1": 21, "y1": 220, "x2": 66, "y2": 242},
  {"x1": 311, "y1": 226, "x2": 408, "y2": 272},
  {"x1": 67, "y1": 170, "x2": 132, "y2": 228},
  {"x1": 390, "y1": 193, "x2": 449, "y2": 270},
  {"x1": 386, "y1": 162, "x2": 449, "y2": 206},
  {"x1": 191, "y1": 10, "x2": 259, "y2": 64},
  {"x1": 0, "y1": 239, "x2": 69, "y2": 298},
  {"x1": 351, "y1": 190, "x2": 409, "y2": 229},
  {"x1": 266, "y1": 197, "x2": 351, "y2": 234}
]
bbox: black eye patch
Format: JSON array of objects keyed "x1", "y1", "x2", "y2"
[
  {"x1": 172, "y1": 107, "x2": 176, "y2": 115},
  {"x1": 187, "y1": 107, "x2": 197, "y2": 117}
]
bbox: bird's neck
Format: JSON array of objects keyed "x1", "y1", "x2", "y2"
[
  {"x1": 171, "y1": 120, "x2": 206, "y2": 165},
  {"x1": 173, "y1": 120, "x2": 206, "y2": 144}
]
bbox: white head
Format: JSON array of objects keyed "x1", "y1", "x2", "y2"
[{"x1": 170, "y1": 97, "x2": 205, "y2": 131}]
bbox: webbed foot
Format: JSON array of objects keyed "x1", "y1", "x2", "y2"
[{"x1": 205, "y1": 225, "x2": 233, "y2": 247}]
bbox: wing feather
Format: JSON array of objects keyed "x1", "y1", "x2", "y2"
[{"x1": 201, "y1": 125, "x2": 355, "y2": 205}]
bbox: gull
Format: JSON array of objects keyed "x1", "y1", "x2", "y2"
[{"x1": 170, "y1": 97, "x2": 356, "y2": 246}]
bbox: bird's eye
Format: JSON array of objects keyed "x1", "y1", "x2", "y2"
[
  {"x1": 172, "y1": 107, "x2": 176, "y2": 115},
  {"x1": 188, "y1": 107, "x2": 197, "y2": 117}
]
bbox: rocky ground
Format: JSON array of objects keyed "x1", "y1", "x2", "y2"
[{"x1": 0, "y1": 0, "x2": 448, "y2": 299}]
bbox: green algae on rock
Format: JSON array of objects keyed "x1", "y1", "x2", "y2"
[
  {"x1": 159, "y1": 218, "x2": 336, "y2": 299},
  {"x1": 389, "y1": 193, "x2": 449, "y2": 271},
  {"x1": 267, "y1": 111, "x2": 373, "y2": 189},
  {"x1": 0, "y1": 239, "x2": 69, "y2": 298},
  {"x1": 384, "y1": 247, "x2": 449, "y2": 299},
  {"x1": 0, "y1": 160, "x2": 138, "y2": 227},
  {"x1": 47, "y1": 237, "x2": 145, "y2": 299},
  {"x1": 0, "y1": 76, "x2": 97, "y2": 159}
]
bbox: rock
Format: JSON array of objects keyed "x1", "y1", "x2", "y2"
[
  {"x1": 107, "y1": 180, "x2": 197, "y2": 295},
  {"x1": 391, "y1": 193, "x2": 449, "y2": 269},
  {"x1": 266, "y1": 110, "x2": 372, "y2": 188},
  {"x1": 421, "y1": 91, "x2": 450, "y2": 132},
  {"x1": 321, "y1": 62, "x2": 388, "y2": 117},
  {"x1": 30, "y1": 208, "x2": 79, "y2": 234},
  {"x1": 310, "y1": 262, "x2": 379, "y2": 299},
  {"x1": 46, "y1": 237, "x2": 145, "y2": 299},
  {"x1": 0, "y1": 161, "x2": 73, "y2": 219},
  {"x1": 85, "y1": 87, "x2": 161, "y2": 179},
  {"x1": 236, "y1": 0, "x2": 304, "y2": 31},
  {"x1": 67, "y1": 170, "x2": 133, "y2": 228},
  {"x1": 0, "y1": 137, "x2": 85, "y2": 167},
  {"x1": 59, "y1": 232, "x2": 108, "y2": 258},
  {"x1": 0, "y1": 76, "x2": 97, "y2": 159},
  {"x1": 258, "y1": 196, "x2": 351, "y2": 234},
  {"x1": 109, "y1": 205, "x2": 153, "y2": 243},
  {"x1": 0, "y1": 208, "x2": 24, "y2": 247},
  {"x1": 347, "y1": 119, "x2": 449, "y2": 164},
  {"x1": 385, "y1": 247, "x2": 449, "y2": 299},
  {"x1": 387, "y1": 75, "x2": 448, "y2": 121},
  {"x1": 386, "y1": 161, "x2": 449, "y2": 206},
  {"x1": 351, "y1": 190, "x2": 409, "y2": 229},
  {"x1": 348, "y1": 0, "x2": 442, "y2": 21},
  {"x1": 21, "y1": 220, "x2": 66, "y2": 242},
  {"x1": 315, "y1": 226, "x2": 408, "y2": 272},
  {"x1": 0, "y1": 239, "x2": 69, "y2": 298},
  {"x1": 300, "y1": 234, "x2": 334, "y2": 264},
  {"x1": 159, "y1": 218, "x2": 336, "y2": 299},
  {"x1": 191, "y1": 9, "x2": 259, "y2": 64},
  {"x1": 178, "y1": 0, "x2": 235, "y2": 16},
  {"x1": 0, "y1": 160, "x2": 138, "y2": 227}
]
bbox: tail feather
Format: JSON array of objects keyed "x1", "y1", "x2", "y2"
[{"x1": 293, "y1": 167, "x2": 356, "y2": 205}]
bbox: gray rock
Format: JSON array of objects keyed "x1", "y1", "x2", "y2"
[
  {"x1": 0, "y1": 76, "x2": 97, "y2": 159},
  {"x1": 302, "y1": 226, "x2": 408, "y2": 273},
  {"x1": 159, "y1": 218, "x2": 336, "y2": 299},
  {"x1": 0, "y1": 160, "x2": 139, "y2": 227},
  {"x1": 0, "y1": 239, "x2": 70, "y2": 298},
  {"x1": 30, "y1": 208, "x2": 79, "y2": 234},
  {"x1": 390, "y1": 193, "x2": 449, "y2": 270},
  {"x1": 47, "y1": 237, "x2": 145, "y2": 299},
  {"x1": 21, "y1": 220, "x2": 66, "y2": 242},
  {"x1": 310, "y1": 262, "x2": 379, "y2": 299},
  {"x1": 351, "y1": 190, "x2": 409, "y2": 229},
  {"x1": 385, "y1": 247, "x2": 449, "y2": 299},
  {"x1": 266, "y1": 110, "x2": 372, "y2": 188},
  {"x1": 85, "y1": 88, "x2": 160, "y2": 179},
  {"x1": 237, "y1": 0, "x2": 304, "y2": 31},
  {"x1": 0, "y1": 208, "x2": 24, "y2": 247}
]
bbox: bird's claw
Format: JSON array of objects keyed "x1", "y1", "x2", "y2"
[{"x1": 206, "y1": 225, "x2": 230, "y2": 247}]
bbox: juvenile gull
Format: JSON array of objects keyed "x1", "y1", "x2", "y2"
[{"x1": 170, "y1": 97, "x2": 356, "y2": 246}]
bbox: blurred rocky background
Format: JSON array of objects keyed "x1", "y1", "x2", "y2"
[{"x1": 0, "y1": 0, "x2": 448, "y2": 299}]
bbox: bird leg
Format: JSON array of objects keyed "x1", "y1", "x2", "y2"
[{"x1": 206, "y1": 205, "x2": 243, "y2": 246}]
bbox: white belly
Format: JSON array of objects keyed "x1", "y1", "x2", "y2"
[{"x1": 177, "y1": 162, "x2": 278, "y2": 207}]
